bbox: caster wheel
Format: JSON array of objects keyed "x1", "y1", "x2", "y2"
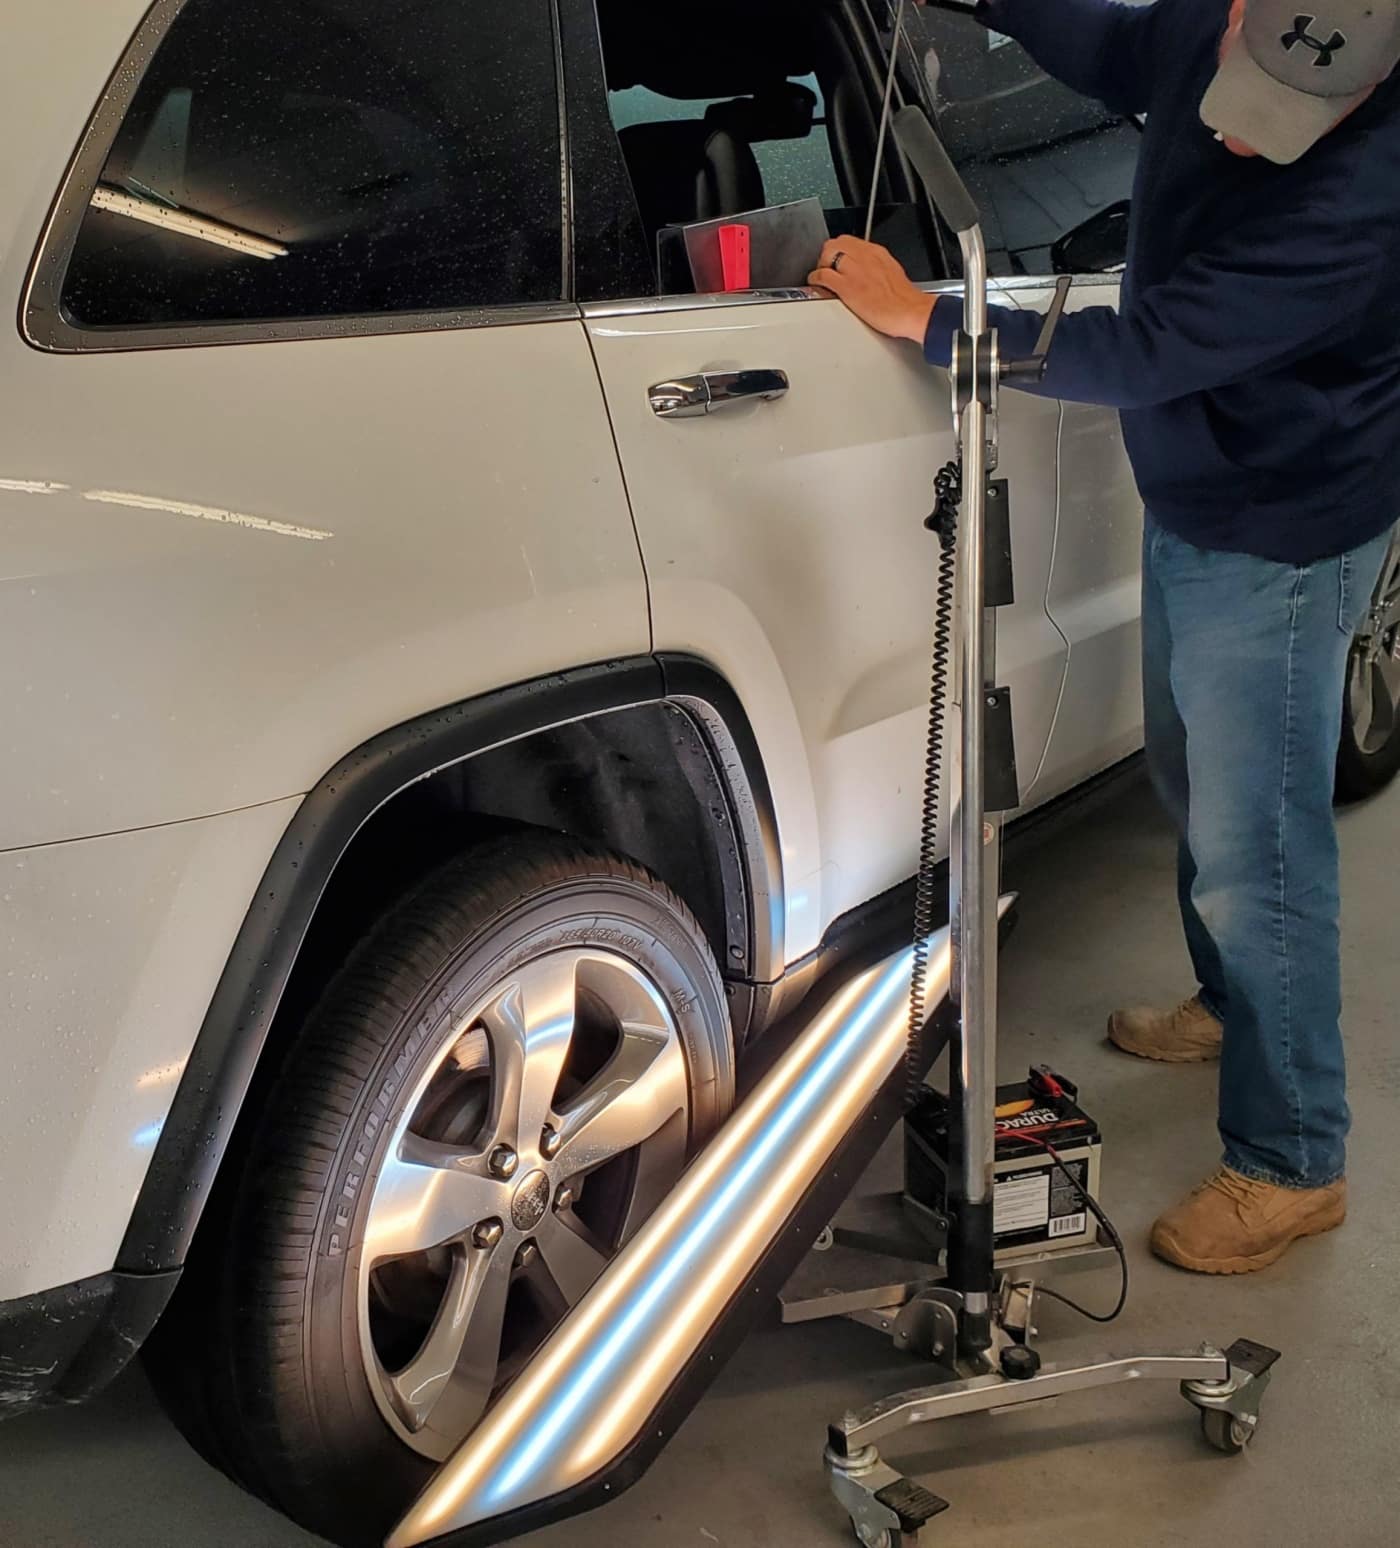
[
  {"x1": 1200, "y1": 1408, "x2": 1256, "y2": 1454},
  {"x1": 851, "y1": 1526, "x2": 894, "y2": 1548}
]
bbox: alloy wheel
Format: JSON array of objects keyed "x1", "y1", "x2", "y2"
[{"x1": 358, "y1": 948, "x2": 691, "y2": 1459}]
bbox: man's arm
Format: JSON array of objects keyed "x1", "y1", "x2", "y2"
[
  {"x1": 811, "y1": 182, "x2": 1385, "y2": 411},
  {"x1": 975, "y1": 0, "x2": 1173, "y2": 117},
  {"x1": 922, "y1": 202, "x2": 1385, "y2": 409}
]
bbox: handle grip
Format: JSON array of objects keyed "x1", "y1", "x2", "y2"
[
  {"x1": 649, "y1": 369, "x2": 789, "y2": 419},
  {"x1": 1000, "y1": 275, "x2": 1075, "y2": 383},
  {"x1": 893, "y1": 106, "x2": 980, "y2": 235}
]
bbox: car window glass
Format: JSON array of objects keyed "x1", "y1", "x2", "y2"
[
  {"x1": 61, "y1": 0, "x2": 564, "y2": 330},
  {"x1": 910, "y1": 8, "x2": 1140, "y2": 276},
  {"x1": 591, "y1": 0, "x2": 946, "y2": 298},
  {"x1": 609, "y1": 75, "x2": 846, "y2": 212}
]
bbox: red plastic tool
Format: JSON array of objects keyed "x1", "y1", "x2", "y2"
[{"x1": 718, "y1": 223, "x2": 751, "y2": 291}]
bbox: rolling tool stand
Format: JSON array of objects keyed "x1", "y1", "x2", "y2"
[{"x1": 823, "y1": 108, "x2": 1282, "y2": 1548}]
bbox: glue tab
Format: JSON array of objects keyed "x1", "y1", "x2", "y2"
[{"x1": 718, "y1": 224, "x2": 751, "y2": 291}]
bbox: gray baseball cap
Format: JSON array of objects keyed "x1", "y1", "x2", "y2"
[{"x1": 1201, "y1": 0, "x2": 1400, "y2": 163}]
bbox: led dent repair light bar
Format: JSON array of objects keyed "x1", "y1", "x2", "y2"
[{"x1": 387, "y1": 912, "x2": 1011, "y2": 1547}]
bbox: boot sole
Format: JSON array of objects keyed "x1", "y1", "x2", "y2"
[
  {"x1": 1151, "y1": 1202, "x2": 1347, "y2": 1275},
  {"x1": 1106, "y1": 1016, "x2": 1221, "y2": 1064}
]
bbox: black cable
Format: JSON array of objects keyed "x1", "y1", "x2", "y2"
[
  {"x1": 907, "y1": 460, "x2": 962, "y2": 1106},
  {"x1": 1013, "y1": 1134, "x2": 1129, "y2": 1324}
]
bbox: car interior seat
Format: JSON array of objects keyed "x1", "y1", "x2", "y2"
[
  {"x1": 696, "y1": 125, "x2": 767, "y2": 222},
  {"x1": 617, "y1": 118, "x2": 767, "y2": 243}
]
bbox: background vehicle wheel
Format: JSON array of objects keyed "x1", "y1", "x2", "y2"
[
  {"x1": 1337, "y1": 535, "x2": 1400, "y2": 801},
  {"x1": 146, "y1": 834, "x2": 735, "y2": 1547}
]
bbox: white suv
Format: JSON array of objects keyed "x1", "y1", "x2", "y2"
[{"x1": 3, "y1": 3, "x2": 1395, "y2": 1545}]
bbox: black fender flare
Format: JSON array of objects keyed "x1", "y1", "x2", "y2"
[{"x1": 116, "y1": 655, "x2": 784, "y2": 1275}]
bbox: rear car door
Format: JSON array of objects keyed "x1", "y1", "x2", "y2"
[
  {"x1": 566, "y1": 0, "x2": 1069, "y2": 958},
  {"x1": 916, "y1": 6, "x2": 1147, "y2": 800},
  {"x1": 11, "y1": 0, "x2": 648, "y2": 851},
  {"x1": 2, "y1": 0, "x2": 650, "y2": 1299}
]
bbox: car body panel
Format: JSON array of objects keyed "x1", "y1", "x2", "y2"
[
  {"x1": 0, "y1": 317, "x2": 650, "y2": 851},
  {"x1": 1031, "y1": 277, "x2": 1147, "y2": 797},
  {"x1": 0, "y1": 797, "x2": 300, "y2": 1300},
  {"x1": 2, "y1": 1, "x2": 649, "y2": 852}
]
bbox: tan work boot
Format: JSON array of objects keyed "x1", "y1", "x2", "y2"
[
  {"x1": 1151, "y1": 1167, "x2": 1347, "y2": 1274},
  {"x1": 1107, "y1": 995, "x2": 1222, "y2": 1063}
]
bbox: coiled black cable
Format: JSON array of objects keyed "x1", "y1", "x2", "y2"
[
  {"x1": 907, "y1": 459, "x2": 963, "y2": 1106},
  {"x1": 1013, "y1": 1134, "x2": 1129, "y2": 1324}
]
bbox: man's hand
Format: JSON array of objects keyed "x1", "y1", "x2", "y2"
[{"x1": 808, "y1": 237, "x2": 937, "y2": 344}]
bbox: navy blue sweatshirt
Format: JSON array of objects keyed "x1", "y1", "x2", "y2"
[{"x1": 923, "y1": 0, "x2": 1400, "y2": 563}]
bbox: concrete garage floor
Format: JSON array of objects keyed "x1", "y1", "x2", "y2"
[{"x1": 4, "y1": 769, "x2": 1398, "y2": 1548}]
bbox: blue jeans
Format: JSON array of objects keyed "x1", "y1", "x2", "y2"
[{"x1": 1142, "y1": 517, "x2": 1391, "y2": 1188}]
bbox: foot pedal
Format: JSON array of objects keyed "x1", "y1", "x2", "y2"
[
  {"x1": 1225, "y1": 1338, "x2": 1281, "y2": 1378},
  {"x1": 873, "y1": 1478, "x2": 951, "y2": 1532}
]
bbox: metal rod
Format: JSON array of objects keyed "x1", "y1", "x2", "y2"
[
  {"x1": 961, "y1": 228, "x2": 988, "y2": 339},
  {"x1": 952, "y1": 224, "x2": 993, "y2": 1234},
  {"x1": 837, "y1": 1353, "x2": 1232, "y2": 1451},
  {"x1": 955, "y1": 391, "x2": 992, "y2": 1216},
  {"x1": 866, "y1": 0, "x2": 909, "y2": 242}
]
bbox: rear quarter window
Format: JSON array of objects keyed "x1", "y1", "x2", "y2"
[{"x1": 58, "y1": 0, "x2": 564, "y2": 332}]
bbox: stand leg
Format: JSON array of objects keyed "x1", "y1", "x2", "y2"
[{"x1": 825, "y1": 1341, "x2": 1280, "y2": 1537}]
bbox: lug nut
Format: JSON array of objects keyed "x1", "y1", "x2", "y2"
[
  {"x1": 488, "y1": 1144, "x2": 519, "y2": 1179},
  {"x1": 540, "y1": 1125, "x2": 562, "y2": 1161},
  {"x1": 554, "y1": 1184, "x2": 575, "y2": 1214},
  {"x1": 514, "y1": 1242, "x2": 539, "y2": 1271},
  {"x1": 472, "y1": 1218, "x2": 504, "y2": 1250}
]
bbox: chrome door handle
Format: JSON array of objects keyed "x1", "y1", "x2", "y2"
[{"x1": 648, "y1": 369, "x2": 790, "y2": 419}]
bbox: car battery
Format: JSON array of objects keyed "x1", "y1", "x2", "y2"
[{"x1": 904, "y1": 1068, "x2": 1103, "y2": 1263}]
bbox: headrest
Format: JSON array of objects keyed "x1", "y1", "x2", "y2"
[
  {"x1": 704, "y1": 82, "x2": 818, "y2": 143},
  {"x1": 696, "y1": 129, "x2": 767, "y2": 222}
]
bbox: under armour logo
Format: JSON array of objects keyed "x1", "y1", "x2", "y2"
[{"x1": 1281, "y1": 14, "x2": 1348, "y2": 66}]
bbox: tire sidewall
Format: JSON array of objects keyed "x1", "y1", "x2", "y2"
[{"x1": 1338, "y1": 640, "x2": 1400, "y2": 801}]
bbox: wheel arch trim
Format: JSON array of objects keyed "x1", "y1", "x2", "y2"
[{"x1": 116, "y1": 656, "x2": 785, "y2": 1275}]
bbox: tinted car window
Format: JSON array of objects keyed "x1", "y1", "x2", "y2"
[
  {"x1": 62, "y1": 0, "x2": 563, "y2": 329},
  {"x1": 609, "y1": 75, "x2": 846, "y2": 212},
  {"x1": 590, "y1": 0, "x2": 946, "y2": 297},
  {"x1": 909, "y1": 8, "x2": 1140, "y2": 275}
]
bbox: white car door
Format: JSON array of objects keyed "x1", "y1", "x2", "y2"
[
  {"x1": 7, "y1": 0, "x2": 649, "y2": 852},
  {"x1": 588, "y1": 296, "x2": 1067, "y2": 959},
  {"x1": 575, "y1": 1, "x2": 1068, "y2": 957}
]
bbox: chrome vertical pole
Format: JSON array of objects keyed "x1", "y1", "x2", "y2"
[{"x1": 948, "y1": 223, "x2": 999, "y2": 1348}]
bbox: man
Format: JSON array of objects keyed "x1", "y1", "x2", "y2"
[{"x1": 815, "y1": 0, "x2": 1400, "y2": 1273}]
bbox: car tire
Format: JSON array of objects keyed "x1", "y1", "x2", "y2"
[
  {"x1": 1337, "y1": 537, "x2": 1400, "y2": 802},
  {"x1": 145, "y1": 833, "x2": 735, "y2": 1548}
]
